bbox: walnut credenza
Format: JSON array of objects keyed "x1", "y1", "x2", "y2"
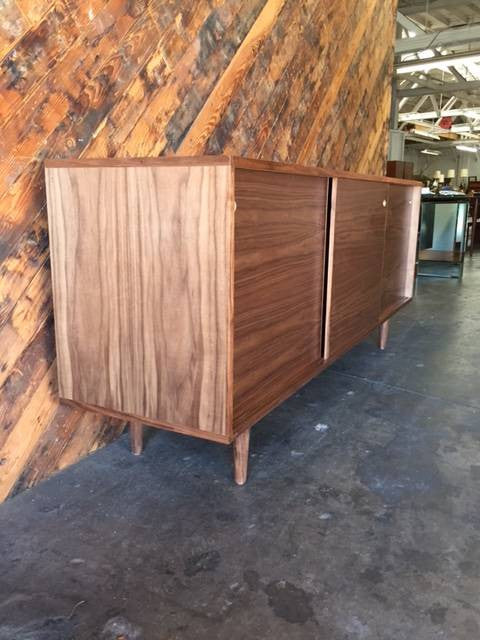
[{"x1": 45, "y1": 156, "x2": 421, "y2": 484}]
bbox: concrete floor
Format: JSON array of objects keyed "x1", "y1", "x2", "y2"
[{"x1": 1, "y1": 258, "x2": 480, "y2": 640}]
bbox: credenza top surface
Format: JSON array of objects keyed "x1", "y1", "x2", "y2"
[{"x1": 44, "y1": 155, "x2": 422, "y2": 188}]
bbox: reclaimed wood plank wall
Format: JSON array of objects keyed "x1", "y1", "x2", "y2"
[{"x1": 0, "y1": 0, "x2": 397, "y2": 501}]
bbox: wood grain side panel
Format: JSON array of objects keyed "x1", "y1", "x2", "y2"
[
  {"x1": 233, "y1": 169, "x2": 327, "y2": 433},
  {"x1": 327, "y1": 178, "x2": 387, "y2": 361},
  {"x1": 381, "y1": 184, "x2": 420, "y2": 316},
  {"x1": 46, "y1": 164, "x2": 232, "y2": 437},
  {"x1": 61, "y1": 399, "x2": 231, "y2": 445},
  {"x1": 404, "y1": 186, "x2": 422, "y2": 298}
]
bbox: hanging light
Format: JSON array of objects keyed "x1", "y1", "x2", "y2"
[
  {"x1": 456, "y1": 145, "x2": 478, "y2": 153},
  {"x1": 420, "y1": 149, "x2": 441, "y2": 155}
]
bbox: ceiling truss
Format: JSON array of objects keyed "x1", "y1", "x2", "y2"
[{"x1": 394, "y1": 2, "x2": 480, "y2": 150}]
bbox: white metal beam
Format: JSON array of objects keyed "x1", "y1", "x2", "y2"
[
  {"x1": 397, "y1": 80, "x2": 480, "y2": 97},
  {"x1": 399, "y1": 0, "x2": 475, "y2": 15},
  {"x1": 449, "y1": 66, "x2": 466, "y2": 82},
  {"x1": 396, "y1": 11, "x2": 423, "y2": 35},
  {"x1": 407, "y1": 138, "x2": 480, "y2": 148},
  {"x1": 399, "y1": 107, "x2": 480, "y2": 121},
  {"x1": 412, "y1": 94, "x2": 431, "y2": 113},
  {"x1": 429, "y1": 95, "x2": 439, "y2": 111},
  {"x1": 396, "y1": 25, "x2": 480, "y2": 55},
  {"x1": 395, "y1": 50, "x2": 480, "y2": 73},
  {"x1": 435, "y1": 96, "x2": 456, "y2": 125}
]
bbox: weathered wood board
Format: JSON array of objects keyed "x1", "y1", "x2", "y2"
[{"x1": 0, "y1": 0, "x2": 397, "y2": 501}]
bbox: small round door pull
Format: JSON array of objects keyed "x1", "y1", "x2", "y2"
[{"x1": 382, "y1": 199, "x2": 387, "y2": 207}]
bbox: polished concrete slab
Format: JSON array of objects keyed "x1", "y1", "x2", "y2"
[{"x1": 1, "y1": 257, "x2": 480, "y2": 640}]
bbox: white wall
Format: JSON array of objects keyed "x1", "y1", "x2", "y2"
[{"x1": 405, "y1": 147, "x2": 480, "y2": 181}]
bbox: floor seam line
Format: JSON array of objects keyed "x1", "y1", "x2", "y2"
[{"x1": 328, "y1": 369, "x2": 480, "y2": 412}]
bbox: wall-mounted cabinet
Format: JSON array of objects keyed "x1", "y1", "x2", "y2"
[{"x1": 45, "y1": 157, "x2": 421, "y2": 484}]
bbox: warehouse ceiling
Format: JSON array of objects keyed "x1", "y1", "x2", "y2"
[{"x1": 396, "y1": 0, "x2": 480, "y2": 150}]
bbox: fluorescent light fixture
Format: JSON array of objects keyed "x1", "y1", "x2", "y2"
[
  {"x1": 456, "y1": 145, "x2": 478, "y2": 153},
  {"x1": 417, "y1": 49, "x2": 435, "y2": 60},
  {"x1": 420, "y1": 149, "x2": 441, "y2": 155},
  {"x1": 412, "y1": 130, "x2": 440, "y2": 140},
  {"x1": 397, "y1": 53, "x2": 480, "y2": 74}
]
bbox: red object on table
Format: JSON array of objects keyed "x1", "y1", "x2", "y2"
[{"x1": 439, "y1": 116, "x2": 453, "y2": 130}]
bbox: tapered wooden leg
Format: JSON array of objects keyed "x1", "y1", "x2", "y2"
[
  {"x1": 378, "y1": 319, "x2": 389, "y2": 350},
  {"x1": 130, "y1": 420, "x2": 143, "y2": 455},
  {"x1": 233, "y1": 430, "x2": 250, "y2": 486}
]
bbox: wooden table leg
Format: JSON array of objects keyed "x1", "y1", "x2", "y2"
[
  {"x1": 378, "y1": 319, "x2": 389, "y2": 350},
  {"x1": 233, "y1": 430, "x2": 250, "y2": 485},
  {"x1": 130, "y1": 420, "x2": 143, "y2": 455}
]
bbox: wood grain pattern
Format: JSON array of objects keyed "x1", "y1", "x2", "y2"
[
  {"x1": 233, "y1": 429, "x2": 250, "y2": 485},
  {"x1": 45, "y1": 157, "x2": 419, "y2": 485},
  {"x1": 61, "y1": 399, "x2": 231, "y2": 444},
  {"x1": 0, "y1": 263, "x2": 51, "y2": 389},
  {"x1": 177, "y1": 0, "x2": 286, "y2": 155},
  {"x1": 418, "y1": 249, "x2": 462, "y2": 262},
  {"x1": 381, "y1": 185, "x2": 420, "y2": 318},
  {"x1": 233, "y1": 168, "x2": 327, "y2": 433},
  {"x1": 46, "y1": 156, "x2": 420, "y2": 186},
  {"x1": 404, "y1": 186, "x2": 422, "y2": 298},
  {"x1": 0, "y1": 362, "x2": 58, "y2": 502},
  {"x1": 9, "y1": 406, "x2": 122, "y2": 499},
  {"x1": 326, "y1": 178, "x2": 388, "y2": 361},
  {"x1": 0, "y1": 0, "x2": 398, "y2": 500},
  {"x1": 297, "y1": 0, "x2": 382, "y2": 166},
  {"x1": 130, "y1": 421, "x2": 143, "y2": 455},
  {"x1": 46, "y1": 163, "x2": 232, "y2": 437},
  {"x1": 378, "y1": 319, "x2": 389, "y2": 351}
]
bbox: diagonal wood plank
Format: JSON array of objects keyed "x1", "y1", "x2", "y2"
[
  {"x1": 298, "y1": 0, "x2": 380, "y2": 165},
  {"x1": 85, "y1": 0, "x2": 265, "y2": 158},
  {"x1": 0, "y1": 362, "x2": 57, "y2": 502},
  {"x1": 178, "y1": 0, "x2": 287, "y2": 155},
  {"x1": 0, "y1": 0, "x2": 30, "y2": 59},
  {"x1": 0, "y1": 263, "x2": 51, "y2": 389}
]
